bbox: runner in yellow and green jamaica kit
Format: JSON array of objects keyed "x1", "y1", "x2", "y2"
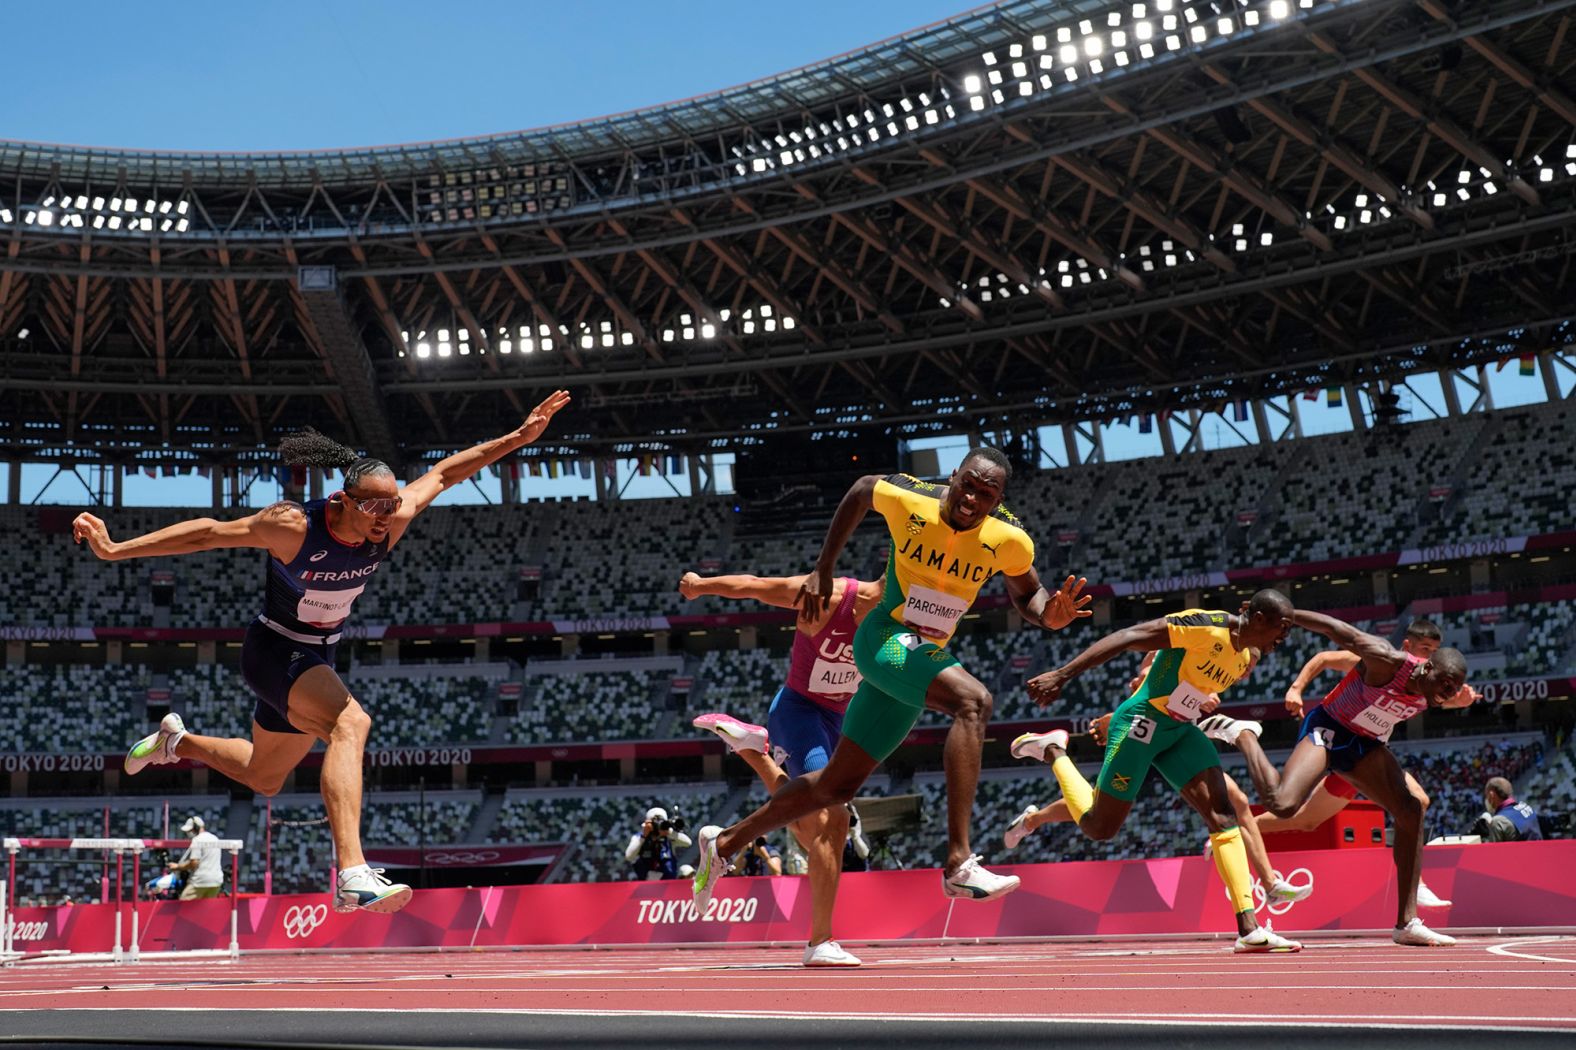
[
  {"x1": 1011, "y1": 593, "x2": 1302, "y2": 952},
  {"x1": 692, "y1": 448, "x2": 1093, "y2": 914}
]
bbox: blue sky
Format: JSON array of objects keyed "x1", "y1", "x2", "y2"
[{"x1": 7, "y1": 1, "x2": 972, "y2": 152}]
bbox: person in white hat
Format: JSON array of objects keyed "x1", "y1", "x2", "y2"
[
  {"x1": 624, "y1": 807, "x2": 692, "y2": 880},
  {"x1": 169, "y1": 816, "x2": 224, "y2": 900}
]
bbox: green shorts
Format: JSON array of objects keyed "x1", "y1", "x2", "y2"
[
  {"x1": 1096, "y1": 693, "x2": 1220, "y2": 801},
  {"x1": 840, "y1": 614, "x2": 961, "y2": 763}
]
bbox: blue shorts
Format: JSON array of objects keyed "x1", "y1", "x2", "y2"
[
  {"x1": 240, "y1": 619, "x2": 337, "y2": 736},
  {"x1": 767, "y1": 686, "x2": 845, "y2": 778},
  {"x1": 1299, "y1": 705, "x2": 1387, "y2": 774}
]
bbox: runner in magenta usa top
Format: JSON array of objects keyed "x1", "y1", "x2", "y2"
[
  {"x1": 680, "y1": 570, "x2": 883, "y2": 968},
  {"x1": 1198, "y1": 608, "x2": 1479, "y2": 948}
]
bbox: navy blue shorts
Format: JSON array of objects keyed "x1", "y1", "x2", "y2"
[
  {"x1": 767, "y1": 685, "x2": 845, "y2": 779},
  {"x1": 1299, "y1": 705, "x2": 1387, "y2": 774},
  {"x1": 240, "y1": 620, "x2": 337, "y2": 736}
]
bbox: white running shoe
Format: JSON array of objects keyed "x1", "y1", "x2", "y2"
[
  {"x1": 1393, "y1": 917, "x2": 1456, "y2": 946},
  {"x1": 941, "y1": 855, "x2": 1021, "y2": 901},
  {"x1": 1416, "y1": 880, "x2": 1452, "y2": 909},
  {"x1": 1234, "y1": 923, "x2": 1302, "y2": 953},
  {"x1": 692, "y1": 712, "x2": 769, "y2": 755},
  {"x1": 1010, "y1": 728, "x2": 1069, "y2": 763},
  {"x1": 692, "y1": 825, "x2": 726, "y2": 916},
  {"x1": 124, "y1": 712, "x2": 187, "y2": 775},
  {"x1": 1004, "y1": 805, "x2": 1040, "y2": 850},
  {"x1": 334, "y1": 867, "x2": 412, "y2": 915},
  {"x1": 803, "y1": 940, "x2": 862, "y2": 967},
  {"x1": 1267, "y1": 877, "x2": 1313, "y2": 905},
  {"x1": 1198, "y1": 714, "x2": 1262, "y2": 746}
]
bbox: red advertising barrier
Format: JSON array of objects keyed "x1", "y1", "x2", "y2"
[{"x1": 8, "y1": 840, "x2": 1572, "y2": 955}]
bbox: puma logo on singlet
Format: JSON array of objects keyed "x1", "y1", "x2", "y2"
[{"x1": 981, "y1": 541, "x2": 1000, "y2": 557}]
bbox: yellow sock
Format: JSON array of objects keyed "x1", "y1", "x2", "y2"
[
  {"x1": 1210, "y1": 827, "x2": 1254, "y2": 914},
  {"x1": 1051, "y1": 755, "x2": 1095, "y2": 823}
]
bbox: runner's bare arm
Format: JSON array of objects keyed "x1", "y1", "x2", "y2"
[
  {"x1": 1003, "y1": 570, "x2": 1092, "y2": 630},
  {"x1": 1290, "y1": 610, "x2": 1401, "y2": 683},
  {"x1": 1284, "y1": 649, "x2": 1362, "y2": 714},
  {"x1": 396, "y1": 389, "x2": 571, "y2": 520},
  {"x1": 1027, "y1": 618, "x2": 1171, "y2": 706},
  {"x1": 798, "y1": 474, "x2": 880, "y2": 622},
  {"x1": 679, "y1": 571, "x2": 809, "y2": 609},
  {"x1": 72, "y1": 501, "x2": 306, "y2": 564}
]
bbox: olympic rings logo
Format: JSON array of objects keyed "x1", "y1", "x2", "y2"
[
  {"x1": 425, "y1": 850, "x2": 500, "y2": 865},
  {"x1": 281, "y1": 903, "x2": 328, "y2": 939},
  {"x1": 9, "y1": 920, "x2": 49, "y2": 942}
]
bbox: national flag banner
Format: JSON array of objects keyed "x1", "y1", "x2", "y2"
[
  {"x1": 1302, "y1": 389, "x2": 1318, "y2": 401},
  {"x1": 124, "y1": 463, "x2": 138, "y2": 477},
  {"x1": 578, "y1": 460, "x2": 592, "y2": 479},
  {"x1": 546, "y1": 461, "x2": 560, "y2": 479},
  {"x1": 1519, "y1": 354, "x2": 1537, "y2": 376},
  {"x1": 508, "y1": 462, "x2": 521, "y2": 480},
  {"x1": 290, "y1": 465, "x2": 307, "y2": 487},
  {"x1": 602, "y1": 459, "x2": 617, "y2": 480},
  {"x1": 1138, "y1": 414, "x2": 1153, "y2": 434},
  {"x1": 1232, "y1": 400, "x2": 1249, "y2": 423},
  {"x1": 1326, "y1": 387, "x2": 1342, "y2": 407},
  {"x1": 668, "y1": 454, "x2": 684, "y2": 475},
  {"x1": 196, "y1": 465, "x2": 210, "y2": 478},
  {"x1": 488, "y1": 464, "x2": 501, "y2": 478},
  {"x1": 162, "y1": 464, "x2": 177, "y2": 477}
]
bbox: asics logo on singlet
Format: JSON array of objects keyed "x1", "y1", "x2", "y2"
[
  {"x1": 298, "y1": 564, "x2": 379, "y2": 583},
  {"x1": 308, "y1": 550, "x2": 329, "y2": 563},
  {"x1": 281, "y1": 903, "x2": 328, "y2": 939}
]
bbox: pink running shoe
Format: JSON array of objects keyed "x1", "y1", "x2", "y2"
[{"x1": 692, "y1": 712, "x2": 769, "y2": 755}]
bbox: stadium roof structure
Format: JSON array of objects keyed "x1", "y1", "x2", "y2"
[{"x1": 0, "y1": 0, "x2": 1573, "y2": 469}]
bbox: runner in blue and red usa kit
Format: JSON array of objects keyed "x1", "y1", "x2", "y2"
[
  {"x1": 1205, "y1": 608, "x2": 1478, "y2": 947},
  {"x1": 682, "y1": 569, "x2": 882, "y2": 967},
  {"x1": 74, "y1": 391, "x2": 571, "y2": 916}
]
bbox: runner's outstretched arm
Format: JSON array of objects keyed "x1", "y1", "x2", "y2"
[
  {"x1": 1290, "y1": 611, "x2": 1402, "y2": 681},
  {"x1": 797, "y1": 474, "x2": 880, "y2": 621},
  {"x1": 72, "y1": 501, "x2": 304, "y2": 563},
  {"x1": 1026, "y1": 619, "x2": 1170, "y2": 707},
  {"x1": 679, "y1": 571, "x2": 807, "y2": 609},
  {"x1": 395, "y1": 389, "x2": 571, "y2": 521},
  {"x1": 1002, "y1": 569, "x2": 1093, "y2": 631},
  {"x1": 1284, "y1": 650, "x2": 1360, "y2": 715}
]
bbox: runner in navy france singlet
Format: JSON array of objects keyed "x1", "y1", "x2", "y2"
[{"x1": 260, "y1": 498, "x2": 390, "y2": 643}]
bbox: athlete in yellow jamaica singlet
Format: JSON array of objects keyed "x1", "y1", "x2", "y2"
[{"x1": 692, "y1": 448, "x2": 1092, "y2": 909}]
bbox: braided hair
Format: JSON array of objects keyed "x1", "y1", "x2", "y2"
[{"x1": 277, "y1": 427, "x2": 393, "y2": 490}]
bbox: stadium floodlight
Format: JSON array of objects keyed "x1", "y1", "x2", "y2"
[
  {"x1": 1115, "y1": 50, "x2": 1129, "y2": 65},
  {"x1": 416, "y1": 342, "x2": 431, "y2": 358},
  {"x1": 1012, "y1": 60, "x2": 1027, "y2": 77},
  {"x1": 1566, "y1": 144, "x2": 1576, "y2": 158},
  {"x1": 983, "y1": 50, "x2": 998, "y2": 65},
  {"x1": 1359, "y1": 210, "x2": 1372, "y2": 223},
  {"x1": 1132, "y1": 2, "x2": 1146, "y2": 14},
  {"x1": 1019, "y1": 81, "x2": 1034, "y2": 96},
  {"x1": 1458, "y1": 170, "x2": 1471, "y2": 184},
  {"x1": 1089, "y1": 59, "x2": 1104, "y2": 73},
  {"x1": 1166, "y1": 34, "x2": 1182, "y2": 50},
  {"x1": 498, "y1": 339, "x2": 512, "y2": 354},
  {"x1": 1112, "y1": 30, "x2": 1127, "y2": 47},
  {"x1": 1299, "y1": 0, "x2": 1313, "y2": 8},
  {"x1": 1108, "y1": 11, "x2": 1121, "y2": 27},
  {"x1": 964, "y1": 74, "x2": 982, "y2": 93},
  {"x1": 1218, "y1": 18, "x2": 1233, "y2": 34},
  {"x1": 1139, "y1": 42, "x2": 1155, "y2": 57},
  {"x1": 1156, "y1": 0, "x2": 1172, "y2": 10},
  {"x1": 970, "y1": 96, "x2": 986, "y2": 111},
  {"x1": 992, "y1": 88, "x2": 1006, "y2": 102},
  {"x1": 1079, "y1": 18, "x2": 1093, "y2": 34},
  {"x1": 1354, "y1": 194, "x2": 1367, "y2": 208},
  {"x1": 1482, "y1": 181, "x2": 1497, "y2": 194},
  {"x1": 989, "y1": 69, "x2": 1004, "y2": 85},
  {"x1": 1085, "y1": 35, "x2": 1102, "y2": 57},
  {"x1": 1190, "y1": 25, "x2": 1207, "y2": 43},
  {"x1": 74, "y1": 195, "x2": 87, "y2": 209},
  {"x1": 1260, "y1": 232, "x2": 1273, "y2": 246},
  {"x1": 0, "y1": 209, "x2": 9, "y2": 222},
  {"x1": 1566, "y1": 162, "x2": 1576, "y2": 175},
  {"x1": 107, "y1": 216, "x2": 121, "y2": 229},
  {"x1": 1236, "y1": 238, "x2": 1248, "y2": 250},
  {"x1": 1433, "y1": 192, "x2": 1448, "y2": 206},
  {"x1": 1269, "y1": 0, "x2": 1289, "y2": 18},
  {"x1": 1163, "y1": 13, "x2": 1178, "y2": 30},
  {"x1": 1245, "y1": 10, "x2": 1259, "y2": 26},
  {"x1": 1040, "y1": 54, "x2": 1053, "y2": 69},
  {"x1": 37, "y1": 210, "x2": 52, "y2": 226},
  {"x1": 1183, "y1": 6, "x2": 1198, "y2": 22},
  {"x1": 1457, "y1": 187, "x2": 1470, "y2": 200},
  {"x1": 1032, "y1": 33, "x2": 1046, "y2": 49},
  {"x1": 1060, "y1": 44, "x2": 1078, "y2": 64},
  {"x1": 1009, "y1": 43, "x2": 1023, "y2": 59},
  {"x1": 158, "y1": 200, "x2": 172, "y2": 214}
]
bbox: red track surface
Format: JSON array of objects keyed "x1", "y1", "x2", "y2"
[{"x1": 4, "y1": 935, "x2": 1576, "y2": 1030}]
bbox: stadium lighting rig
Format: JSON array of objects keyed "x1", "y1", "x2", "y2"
[{"x1": 398, "y1": 304, "x2": 797, "y2": 360}]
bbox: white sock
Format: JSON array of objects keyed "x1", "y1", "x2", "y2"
[{"x1": 338, "y1": 863, "x2": 370, "y2": 882}]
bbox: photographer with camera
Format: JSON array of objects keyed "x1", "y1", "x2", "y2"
[
  {"x1": 737, "y1": 836, "x2": 783, "y2": 877},
  {"x1": 624, "y1": 807, "x2": 692, "y2": 881}
]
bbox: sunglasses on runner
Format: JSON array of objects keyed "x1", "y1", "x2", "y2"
[{"x1": 336, "y1": 491, "x2": 402, "y2": 516}]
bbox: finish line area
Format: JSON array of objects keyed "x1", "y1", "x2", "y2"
[{"x1": 3, "y1": 934, "x2": 1575, "y2": 1049}]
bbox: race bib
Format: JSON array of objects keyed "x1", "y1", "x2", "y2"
[
  {"x1": 808, "y1": 658, "x2": 861, "y2": 696},
  {"x1": 295, "y1": 585, "x2": 365, "y2": 627},
  {"x1": 1164, "y1": 681, "x2": 1212, "y2": 721},
  {"x1": 900, "y1": 585, "x2": 970, "y2": 640},
  {"x1": 1350, "y1": 703, "x2": 1398, "y2": 741},
  {"x1": 1127, "y1": 715, "x2": 1158, "y2": 745}
]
